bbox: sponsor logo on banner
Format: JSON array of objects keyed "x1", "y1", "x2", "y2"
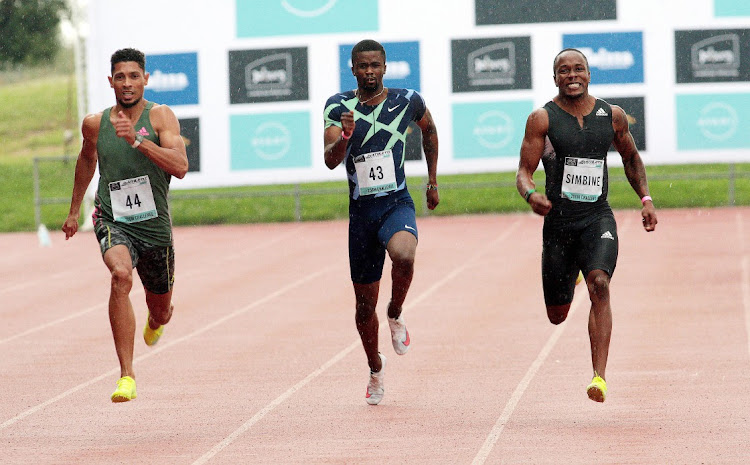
[
  {"x1": 230, "y1": 112, "x2": 311, "y2": 170},
  {"x1": 236, "y1": 0, "x2": 378, "y2": 37},
  {"x1": 229, "y1": 48, "x2": 308, "y2": 104},
  {"x1": 475, "y1": 0, "x2": 616, "y2": 25},
  {"x1": 252, "y1": 122, "x2": 291, "y2": 161},
  {"x1": 563, "y1": 32, "x2": 643, "y2": 84},
  {"x1": 601, "y1": 97, "x2": 647, "y2": 152},
  {"x1": 697, "y1": 102, "x2": 739, "y2": 141},
  {"x1": 676, "y1": 93, "x2": 750, "y2": 149},
  {"x1": 675, "y1": 29, "x2": 750, "y2": 83},
  {"x1": 468, "y1": 42, "x2": 516, "y2": 86},
  {"x1": 452, "y1": 37, "x2": 531, "y2": 92},
  {"x1": 339, "y1": 41, "x2": 420, "y2": 92},
  {"x1": 452, "y1": 101, "x2": 533, "y2": 158},
  {"x1": 178, "y1": 118, "x2": 200, "y2": 172},
  {"x1": 144, "y1": 53, "x2": 199, "y2": 106},
  {"x1": 692, "y1": 35, "x2": 740, "y2": 78}
]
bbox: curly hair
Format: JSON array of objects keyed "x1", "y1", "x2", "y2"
[{"x1": 110, "y1": 48, "x2": 145, "y2": 74}]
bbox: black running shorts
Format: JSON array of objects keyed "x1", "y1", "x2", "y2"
[
  {"x1": 541, "y1": 212, "x2": 618, "y2": 306},
  {"x1": 95, "y1": 221, "x2": 175, "y2": 295}
]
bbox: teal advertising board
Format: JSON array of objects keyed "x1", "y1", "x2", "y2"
[
  {"x1": 236, "y1": 0, "x2": 378, "y2": 37},
  {"x1": 452, "y1": 101, "x2": 533, "y2": 159},
  {"x1": 676, "y1": 93, "x2": 750, "y2": 150},
  {"x1": 715, "y1": 0, "x2": 750, "y2": 16},
  {"x1": 230, "y1": 112, "x2": 311, "y2": 170}
]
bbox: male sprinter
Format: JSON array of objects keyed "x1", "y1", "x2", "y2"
[
  {"x1": 62, "y1": 48, "x2": 188, "y2": 402},
  {"x1": 323, "y1": 39, "x2": 439, "y2": 405},
  {"x1": 516, "y1": 48, "x2": 657, "y2": 402}
]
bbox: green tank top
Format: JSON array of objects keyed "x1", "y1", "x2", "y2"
[{"x1": 94, "y1": 101, "x2": 173, "y2": 246}]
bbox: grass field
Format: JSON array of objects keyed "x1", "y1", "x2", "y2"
[
  {"x1": 4, "y1": 71, "x2": 750, "y2": 233},
  {"x1": 6, "y1": 156, "x2": 750, "y2": 233}
]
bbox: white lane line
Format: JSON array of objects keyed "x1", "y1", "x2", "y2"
[
  {"x1": 742, "y1": 257, "x2": 750, "y2": 361},
  {"x1": 0, "y1": 266, "x2": 98, "y2": 297},
  {"x1": 736, "y1": 213, "x2": 750, "y2": 360},
  {"x1": 471, "y1": 213, "x2": 641, "y2": 464},
  {"x1": 0, "y1": 268, "x2": 331, "y2": 431},
  {"x1": 191, "y1": 337, "x2": 361, "y2": 465},
  {"x1": 0, "y1": 368, "x2": 122, "y2": 431},
  {"x1": 471, "y1": 291, "x2": 586, "y2": 465},
  {"x1": 192, "y1": 219, "x2": 524, "y2": 465},
  {"x1": 0, "y1": 302, "x2": 105, "y2": 345},
  {"x1": 0, "y1": 228, "x2": 301, "y2": 343}
]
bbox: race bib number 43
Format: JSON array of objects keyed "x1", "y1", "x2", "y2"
[
  {"x1": 354, "y1": 149, "x2": 397, "y2": 196},
  {"x1": 109, "y1": 175, "x2": 158, "y2": 223},
  {"x1": 562, "y1": 157, "x2": 604, "y2": 202}
]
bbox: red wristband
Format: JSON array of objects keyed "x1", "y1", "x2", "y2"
[
  {"x1": 341, "y1": 130, "x2": 352, "y2": 140},
  {"x1": 641, "y1": 195, "x2": 652, "y2": 205}
]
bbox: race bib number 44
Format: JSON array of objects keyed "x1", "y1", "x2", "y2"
[
  {"x1": 109, "y1": 175, "x2": 158, "y2": 223},
  {"x1": 562, "y1": 157, "x2": 604, "y2": 202},
  {"x1": 354, "y1": 149, "x2": 397, "y2": 196}
]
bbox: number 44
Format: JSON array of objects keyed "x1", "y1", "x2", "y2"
[{"x1": 125, "y1": 194, "x2": 142, "y2": 209}]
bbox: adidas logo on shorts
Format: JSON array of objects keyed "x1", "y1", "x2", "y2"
[{"x1": 600, "y1": 231, "x2": 615, "y2": 240}]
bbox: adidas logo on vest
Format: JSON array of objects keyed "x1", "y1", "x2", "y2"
[{"x1": 595, "y1": 108, "x2": 608, "y2": 117}]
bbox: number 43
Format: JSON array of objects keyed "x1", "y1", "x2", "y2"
[{"x1": 369, "y1": 166, "x2": 384, "y2": 181}]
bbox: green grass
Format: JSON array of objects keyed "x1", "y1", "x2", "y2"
[
  {"x1": 5, "y1": 155, "x2": 750, "y2": 234},
  {"x1": 0, "y1": 77, "x2": 78, "y2": 159}
]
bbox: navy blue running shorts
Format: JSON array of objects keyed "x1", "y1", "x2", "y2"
[{"x1": 348, "y1": 190, "x2": 417, "y2": 284}]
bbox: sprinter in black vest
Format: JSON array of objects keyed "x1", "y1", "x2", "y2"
[{"x1": 516, "y1": 48, "x2": 658, "y2": 402}]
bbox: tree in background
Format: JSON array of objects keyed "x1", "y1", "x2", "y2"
[{"x1": 0, "y1": 0, "x2": 69, "y2": 67}]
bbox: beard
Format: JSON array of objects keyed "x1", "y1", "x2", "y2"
[{"x1": 117, "y1": 97, "x2": 141, "y2": 109}]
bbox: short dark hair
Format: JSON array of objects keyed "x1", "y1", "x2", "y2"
[
  {"x1": 110, "y1": 48, "x2": 146, "y2": 74},
  {"x1": 553, "y1": 48, "x2": 589, "y2": 76},
  {"x1": 351, "y1": 39, "x2": 386, "y2": 64}
]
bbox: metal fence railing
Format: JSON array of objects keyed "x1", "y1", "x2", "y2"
[{"x1": 33, "y1": 157, "x2": 750, "y2": 229}]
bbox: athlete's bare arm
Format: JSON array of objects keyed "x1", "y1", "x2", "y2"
[
  {"x1": 611, "y1": 105, "x2": 657, "y2": 231},
  {"x1": 62, "y1": 113, "x2": 101, "y2": 239},
  {"x1": 416, "y1": 107, "x2": 439, "y2": 210},
  {"x1": 324, "y1": 110, "x2": 355, "y2": 170},
  {"x1": 517, "y1": 108, "x2": 552, "y2": 216},
  {"x1": 115, "y1": 104, "x2": 188, "y2": 179}
]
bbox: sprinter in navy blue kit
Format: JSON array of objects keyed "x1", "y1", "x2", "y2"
[
  {"x1": 323, "y1": 39, "x2": 439, "y2": 405},
  {"x1": 516, "y1": 48, "x2": 657, "y2": 403}
]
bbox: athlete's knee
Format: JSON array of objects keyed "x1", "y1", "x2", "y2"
[
  {"x1": 547, "y1": 304, "x2": 571, "y2": 325},
  {"x1": 588, "y1": 272, "x2": 611, "y2": 300},
  {"x1": 388, "y1": 244, "x2": 415, "y2": 271},
  {"x1": 391, "y1": 252, "x2": 415, "y2": 273},
  {"x1": 355, "y1": 302, "x2": 376, "y2": 325},
  {"x1": 109, "y1": 265, "x2": 133, "y2": 292}
]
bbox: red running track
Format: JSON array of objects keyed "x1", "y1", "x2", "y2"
[{"x1": 1, "y1": 208, "x2": 749, "y2": 464}]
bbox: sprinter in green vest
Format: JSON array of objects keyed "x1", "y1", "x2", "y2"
[{"x1": 62, "y1": 48, "x2": 188, "y2": 402}]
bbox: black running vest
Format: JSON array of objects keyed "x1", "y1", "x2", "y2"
[{"x1": 542, "y1": 99, "x2": 614, "y2": 224}]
